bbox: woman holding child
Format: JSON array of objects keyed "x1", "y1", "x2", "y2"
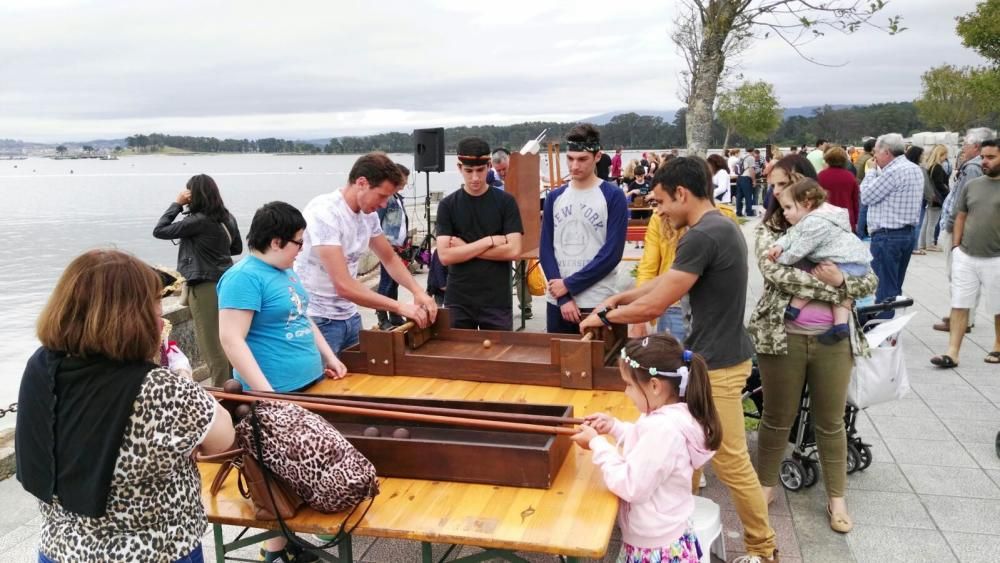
[{"x1": 748, "y1": 155, "x2": 879, "y2": 534}]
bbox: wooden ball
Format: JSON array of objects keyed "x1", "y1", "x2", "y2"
[
  {"x1": 234, "y1": 404, "x2": 251, "y2": 419},
  {"x1": 482, "y1": 339, "x2": 492, "y2": 349},
  {"x1": 222, "y1": 379, "x2": 243, "y2": 394},
  {"x1": 363, "y1": 426, "x2": 381, "y2": 437},
  {"x1": 392, "y1": 427, "x2": 410, "y2": 439}
]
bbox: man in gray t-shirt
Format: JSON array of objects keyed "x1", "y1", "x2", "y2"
[
  {"x1": 581, "y1": 157, "x2": 778, "y2": 561},
  {"x1": 931, "y1": 140, "x2": 1000, "y2": 368}
]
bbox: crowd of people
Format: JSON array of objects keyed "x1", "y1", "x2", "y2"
[{"x1": 15, "y1": 120, "x2": 1000, "y2": 563}]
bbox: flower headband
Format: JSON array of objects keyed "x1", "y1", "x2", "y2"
[{"x1": 619, "y1": 339, "x2": 694, "y2": 397}]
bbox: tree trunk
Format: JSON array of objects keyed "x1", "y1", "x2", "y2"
[
  {"x1": 722, "y1": 126, "x2": 731, "y2": 152},
  {"x1": 685, "y1": 1, "x2": 738, "y2": 158}
]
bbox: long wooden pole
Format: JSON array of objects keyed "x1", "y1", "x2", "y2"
[
  {"x1": 234, "y1": 388, "x2": 585, "y2": 427},
  {"x1": 209, "y1": 390, "x2": 578, "y2": 436}
]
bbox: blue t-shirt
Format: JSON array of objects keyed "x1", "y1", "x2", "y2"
[{"x1": 217, "y1": 254, "x2": 322, "y2": 392}]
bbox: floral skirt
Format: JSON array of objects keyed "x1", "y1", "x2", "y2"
[{"x1": 617, "y1": 530, "x2": 701, "y2": 563}]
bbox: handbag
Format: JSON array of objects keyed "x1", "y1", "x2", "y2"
[
  {"x1": 847, "y1": 313, "x2": 915, "y2": 409},
  {"x1": 204, "y1": 447, "x2": 305, "y2": 521},
  {"x1": 236, "y1": 400, "x2": 379, "y2": 513}
]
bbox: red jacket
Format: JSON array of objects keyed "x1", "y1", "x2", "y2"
[{"x1": 818, "y1": 167, "x2": 860, "y2": 231}]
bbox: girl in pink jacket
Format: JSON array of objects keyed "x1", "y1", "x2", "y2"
[{"x1": 572, "y1": 334, "x2": 721, "y2": 563}]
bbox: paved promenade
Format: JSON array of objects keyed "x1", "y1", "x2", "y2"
[{"x1": 1, "y1": 219, "x2": 998, "y2": 562}]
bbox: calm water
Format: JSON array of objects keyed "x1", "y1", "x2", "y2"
[{"x1": 0, "y1": 150, "x2": 652, "y2": 425}]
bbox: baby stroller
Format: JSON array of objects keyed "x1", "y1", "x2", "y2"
[{"x1": 743, "y1": 297, "x2": 914, "y2": 491}]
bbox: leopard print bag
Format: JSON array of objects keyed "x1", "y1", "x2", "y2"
[{"x1": 235, "y1": 400, "x2": 379, "y2": 513}]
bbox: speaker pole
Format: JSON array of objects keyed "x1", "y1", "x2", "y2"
[{"x1": 424, "y1": 170, "x2": 433, "y2": 237}]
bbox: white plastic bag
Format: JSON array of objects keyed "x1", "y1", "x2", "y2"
[{"x1": 847, "y1": 313, "x2": 915, "y2": 409}]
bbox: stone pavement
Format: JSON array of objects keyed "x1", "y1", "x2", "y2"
[{"x1": 1, "y1": 218, "x2": 999, "y2": 562}]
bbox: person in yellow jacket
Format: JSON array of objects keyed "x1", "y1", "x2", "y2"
[{"x1": 630, "y1": 201, "x2": 738, "y2": 339}]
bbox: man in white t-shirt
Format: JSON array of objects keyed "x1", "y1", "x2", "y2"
[{"x1": 295, "y1": 152, "x2": 438, "y2": 353}]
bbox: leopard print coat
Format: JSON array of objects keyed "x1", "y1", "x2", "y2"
[{"x1": 38, "y1": 368, "x2": 216, "y2": 562}]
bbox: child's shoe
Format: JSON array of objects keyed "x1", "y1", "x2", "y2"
[
  {"x1": 818, "y1": 324, "x2": 850, "y2": 345},
  {"x1": 783, "y1": 306, "x2": 801, "y2": 321}
]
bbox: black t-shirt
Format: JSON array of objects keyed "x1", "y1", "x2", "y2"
[
  {"x1": 670, "y1": 210, "x2": 754, "y2": 369},
  {"x1": 596, "y1": 154, "x2": 612, "y2": 181},
  {"x1": 435, "y1": 188, "x2": 524, "y2": 307},
  {"x1": 626, "y1": 181, "x2": 651, "y2": 204}
]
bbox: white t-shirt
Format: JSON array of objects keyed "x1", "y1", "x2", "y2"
[
  {"x1": 727, "y1": 155, "x2": 740, "y2": 175},
  {"x1": 294, "y1": 189, "x2": 383, "y2": 320},
  {"x1": 713, "y1": 169, "x2": 731, "y2": 203},
  {"x1": 546, "y1": 184, "x2": 618, "y2": 309}
]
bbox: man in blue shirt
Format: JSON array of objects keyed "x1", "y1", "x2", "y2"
[
  {"x1": 860, "y1": 133, "x2": 924, "y2": 312},
  {"x1": 485, "y1": 148, "x2": 509, "y2": 190}
]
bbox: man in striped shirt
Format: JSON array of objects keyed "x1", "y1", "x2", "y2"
[{"x1": 860, "y1": 133, "x2": 924, "y2": 314}]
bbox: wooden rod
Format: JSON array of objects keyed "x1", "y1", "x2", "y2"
[
  {"x1": 209, "y1": 390, "x2": 578, "y2": 436},
  {"x1": 581, "y1": 331, "x2": 595, "y2": 341},
  {"x1": 391, "y1": 320, "x2": 415, "y2": 332},
  {"x1": 239, "y1": 389, "x2": 585, "y2": 426}
]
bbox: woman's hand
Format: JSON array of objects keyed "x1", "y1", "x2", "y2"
[
  {"x1": 323, "y1": 355, "x2": 348, "y2": 380},
  {"x1": 176, "y1": 189, "x2": 192, "y2": 205},
  {"x1": 813, "y1": 261, "x2": 845, "y2": 287},
  {"x1": 584, "y1": 413, "x2": 615, "y2": 434},
  {"x1": 570, "y1": 424, "x2": 599, "y2": 449}
]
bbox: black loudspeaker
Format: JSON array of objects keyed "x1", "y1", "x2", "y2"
[{"x1": 414, "y1": 127, "x2": 445, "y2": 172}]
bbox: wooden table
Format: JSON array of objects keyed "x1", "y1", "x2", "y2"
[{"x1": 201, "y1": 374, "x2": 638, "y2": 562}]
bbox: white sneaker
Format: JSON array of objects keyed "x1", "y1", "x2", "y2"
[{"x1": 700, "y1": 474, "x2": 707, "y2": 488}]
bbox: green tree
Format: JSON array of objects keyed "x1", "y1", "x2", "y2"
[
  {"x1": 956, "y1": 0, "x2": 1000, "y2": 63},
  {"x1": 671, "y1": 0, "x2": 904, "y2": 156},
  {"x1": 955, "y1": 0, "x2": 1000, "y2": 118},
  {"x1": 914, "y1": 65, "x2": 981, "y2": 130},
  {"x1": 715, "y1": 81, "x2": 782, "y2": 147},
  {"x1": 56, "y1": 145, "x2": 67, "y2": 154}
]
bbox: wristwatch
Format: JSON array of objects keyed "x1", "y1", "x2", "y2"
[{"x1": 597, "y1": 306, "x2": 615, "y2": 328}]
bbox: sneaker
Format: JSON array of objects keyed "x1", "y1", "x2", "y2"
[
  {"x1": 699, "y1": 474, "x2": 707, "y2": 488},
  {"x1": 730, "y1": 552, "x2": 779, "y2": 563},
  {"x1": 260, "y1": 546, "x2": 319, "y2": 562}
]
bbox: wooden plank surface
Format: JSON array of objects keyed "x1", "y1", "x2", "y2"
[{"x1": 201, "y1": 374, "x2": 638, "y2": 558}]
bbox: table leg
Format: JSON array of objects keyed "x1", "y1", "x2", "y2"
[
  {"x1": 514, "y1": 260, "x2": 531, "y2": 331},
  {"x1": 212, "y1": 524, "x2": 225, "y2": 563}
]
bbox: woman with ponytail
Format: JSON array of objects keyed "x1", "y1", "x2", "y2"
[{"x1": 572, "y1": 334, "x2": 721, "y2": 563}]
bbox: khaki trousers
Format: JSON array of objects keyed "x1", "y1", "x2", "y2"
[
  {"x1": 188, "y1": 281, "x2": 231, "y2": 386},
  {"x1": 693, "y1": 360, "x2": 777, "y2": 557},
  {"x1": 756, "y1": 335, "x2": 853, "y2": 497}
]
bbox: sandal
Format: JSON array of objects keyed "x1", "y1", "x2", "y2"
[
  {"x1": 828, "y1": 504, "x2": 854, "y2": 533},
  {"x1": 930, "y1": 355, "x2": 959, "y2": 368},
  {"x1": 986, "y1": 352, "x2": 1000, "y2": 364}
]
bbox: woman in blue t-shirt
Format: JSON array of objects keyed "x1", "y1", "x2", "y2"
[
  {"x1": 218, "y1": 201, "x2": 347, "y2": 394},
  {"x1": 217, "y1": 201, "x2": 347, "y2": 562}
]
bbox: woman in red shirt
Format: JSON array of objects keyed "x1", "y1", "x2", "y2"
[{"x1": 817, "y1": 146, "x2": 860, "y2": 232}]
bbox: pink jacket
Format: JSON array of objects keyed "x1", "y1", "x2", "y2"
[{"x1": 589, "y1": 403, "x2": 715, "y2": 548}]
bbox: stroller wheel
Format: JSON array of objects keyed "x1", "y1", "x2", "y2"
[
  {"x1": 858, "y1": 444, "x2": 873, "y2": 470},
  {"x1": 779, "y1": 459, "x2": 807, "y2": 491},
  {"x1": 803, "y1": 460, "x2": 819, "y2": 487},
  {"x1": 846, "y1": 443, "x2": 861, "y2": 474}
]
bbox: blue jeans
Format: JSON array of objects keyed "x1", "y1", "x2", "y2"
[
  {"x1": 312, "y1": 313, "x2": 361, "y2": 353},
  {"x1": 856, "y1": 205, "x2": 869, "y2": 239},
  {"x1": 870, "y1": 226, "x2": 915, "y2": 318},
  {"x1": 41, "y1": 543, "x2": 204, "y2": 563},
  {"x1": 656, "y1": 306, "x2": 687, "y2": 344},
  {"x1": 735, "y1": 176, "x2": 755, "y2": 217},
  {"x1": 912, "y1": 202, "x2": 926, "y2": 251},
  {"x1": 546, "y1": 303, "x2": 594, "y2": 334},
  {"x1": 377, "y1": 263, "x2": 399, "y2": 300}
]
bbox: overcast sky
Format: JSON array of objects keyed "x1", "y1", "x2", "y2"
[{"x1": 0, "y1": 0, "x2": 987, "y2": 142}]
